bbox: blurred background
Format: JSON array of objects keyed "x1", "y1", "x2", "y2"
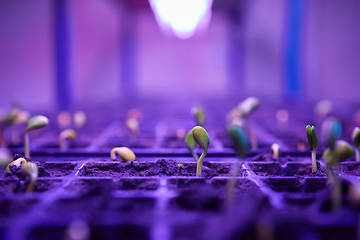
[{"x1": 0, "y1": 0, "x2": 359, "y2": 111}]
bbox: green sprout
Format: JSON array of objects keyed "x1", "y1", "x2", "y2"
[
  {"x1": 21, "y1": 162, "x2": 38, "y2": 193},
  {"x1": 24, "y1": 115, "x2": 49, "y2": 158},
  {"x1": 238, "y1": 97, "x2": 260, "y2": 150},
  {"x1": 191, "y1": 107, "x2": 205, "y2": 126},
  {"x1": 59, "y1": 129, "x2": 77, "y2": 151},
  {"x1": 306, "y1": 125, "x2": 319, "y2": 172},
  {"x1": 185, "y1": 130, "x2": 199, "y2": 161},
  {"x1": 73, "y1": 111, "x2": 86, "y2": 128},
  {"x1": 0, "y1": 109, "x2": 19, "y2": 147},
  {"x1": 323, "y1": 140, "x2": 354, "y2": 212},
  {"x1": 5, "y1": 157, "x2": 27, "y2": 172},
  {"x1": 227, "y1": 125, "x2": 250, "y2": 205},
  {"x1": 110, "y1": 147, "x2": 136, "y2": 162},
  {"x1": 191, "y1": 126, "x2": 210, "y2": 177},
  {"x1": 271, "y1": 143, "x2": 280, "y2": 161},
  {"x1": 321, "y1": 118, "x2": 342, "y2": 150},
  {"x1": 352, "y1": 127, "x2": 360, "y2": 162}
]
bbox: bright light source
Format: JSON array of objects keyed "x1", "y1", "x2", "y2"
[{"x1": 149, "y1": 0, "x2": 212, "y2": 39}]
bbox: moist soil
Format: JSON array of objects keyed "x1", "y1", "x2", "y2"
[{"x1": 80, "y1": 158, "x2": 247, "y2": 179}]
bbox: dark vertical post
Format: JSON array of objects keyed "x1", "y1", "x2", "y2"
[
  {"x1": 226, "y1": 2, "x2": 245, "y2": 101},
  {"x1": 53, "y1": 0, "x2": 72, "y2": 109},
  {"x1": 120, "y1": 4, "x2": 138, "y2": 100},
  {"x1": 285, "y1": 0, "x2": 304, "y2": 100}
]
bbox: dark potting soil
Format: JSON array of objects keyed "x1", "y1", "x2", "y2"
[
  {"x1": 249, "y1": 162, "x2": 327, "y2": 177},
  {"x1": 80, "y1": 159, "x2": 247, "y2": 179}
]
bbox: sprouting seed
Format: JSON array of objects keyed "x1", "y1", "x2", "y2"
[
  {"x1": 24, "y1": 115, "x2": 49, "y2": 158},
  {"x1": 306, "y1": 125, "x2": 319, "y2": 172},
  {"x1": 271, "y1": 143, "x2": 281, "y2": 161},
  {"x1": 110, "y1": 147, "x2": 136, "y2": 162},
  {"x1": 21, "y1": 162, "x2": 38, "y2": 193},
  {"x1": 59, "y1": 129, "x2": 77, "y2": 151},
  {"x1": 238, "y1": 97, "x2": 260, "y2": 150},
  {"x1": 191, "y1": 126, "x2": 210, "y2": 177}
]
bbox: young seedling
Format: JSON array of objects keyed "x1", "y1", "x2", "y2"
[
  {"x1": 0, "y1": 108, "x2": 19, "y2": 147},
  {"x1": 73, "y1": 111, "x2": 86, "y2": 128},
  {"x1": 271, "y1": 143, "x2": 280, "y2": 162},
  {"x1": 24, "y1": 115, "x2": 49, "y2": 158},
  {"x1": 110, "y1": 147, "x2": 136, "y2": 162},
  {"x1": 5, "y1": 156, "x2": 27, "y2": 172},
  {"x1": 59, "y1": 129, "x2": 77, "y2": 151},
  {"x1": 323, "y1": 140, "x2": 354, "y2": 212},
  {"x1": 21, "y1": 162, "x2": 38, "y2": 193},
  {"x1": 185, "y1": 130, "x2": 199, "y2": 161},
  {"x1": 191, "y1": 107, "x2": 205, "y2": 126},
  {"x1": 57, "y1": 112, "x2": 71, "y2": 128},
  {"x1": 227, "y1": 125, "x2": 250, "y2": 205},
  {"x1": 126, "y1": 118, "x2": 139, "y2": 139},
  {"x1": 306, "y1": 125, "x2": 319, "y2": 172},
  {"x1": 191, "y1": 126, "x2": 210, "y2": 177},
  {"x1": 321, "y1": 118, "x2": 342, "y2": 150},
  {"x1": 238, "y1": 97, "x2": 260, "y2": 150},
  {"x1": 352, "y1": 127, "x2": 360, "y2": 162}
]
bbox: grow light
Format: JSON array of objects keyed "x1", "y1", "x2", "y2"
[{"x1": 149, "y1": 0, "x2": 212, "y2": 39}]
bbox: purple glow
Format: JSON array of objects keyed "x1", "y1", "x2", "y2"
[{"x1": 149, "y1": 0, "x2": 212, "y2": 39}]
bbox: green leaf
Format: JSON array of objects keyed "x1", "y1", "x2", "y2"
[
  {"x1": 238, "y1": 97, "x2": 260, "y2": 117},
  {"x1": 185, "y1": 130, "x2": 196, "y2": 150},
  {"x1": 191, "y1": 107, "x2": 205, "y2": 126},
  {"x1": 352, "y1": 127, "x2": 360, "y2": 149},
  {"x1": 26, "y1": 115, "x2": 49, "y2": 132},
  {"x1": 306, "y1": 125, "x2": 319, "y2": 150},
  {"x1": 227, "y1": 125, "x2": 250, "y2": 158},
  {"x1": 191, "y1": 126, "x2": 210, "y2": 151},
  {"x1": 110, "y1": 147, "x2": 136, "y2": 162},
  {"x1": 324, "y1": 140, "x2": 354, "y2": 166}
]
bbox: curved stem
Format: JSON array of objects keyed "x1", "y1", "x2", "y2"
[
  {"x1": 311, "y1": 149, "x2": 317, "y2": 172},
  {"x1": 24, "y1": 132, "x2": 29, "y2": 158},
  {"x1": 26, "y1": 177, "x2": 36, "y2": 193},
  {"x1": 246, "y1": 117, "x2": 257, "y2": 150},
  {"x1": 356, "y1": 148, "x2": 360, "y2": 162},
  {"x1": 196, "y1": 149, "x2": 207, "y2": 177}
]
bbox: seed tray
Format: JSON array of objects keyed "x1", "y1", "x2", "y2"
[{"x1": 2, "y1": 102, "x2": 360, "y2": 240}]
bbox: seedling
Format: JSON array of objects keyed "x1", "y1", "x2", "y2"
[
  {"x1": 5, "y1": 157, "x2": 27, "y2": 172},
  {"x1": 73, "y1": 111, "x2": 86, "y2": 128},
  {"x1": 321, "y1": 118, "x2": 342, "y2": 150},
  {"x1": 227, "y1": 125, "x2": 250, "y2": 205},
  {"x1": 238, "y1": 97, "x2": 260, "y2": 150},
  {"x1": 59, "y1": 129, "x2": 77, "y2": 151},
  {"x1": 352, "y1": 127, "x2": 360, "y2": 162},
  {"x1": 0, "y1": 108, "x2": 19, "y2": 147},
  {"x1": 271, "y1": 143, "x2": 280, "y2": 161},
  {"x1": 57, "y1": 112, "x2": 71, "y2": 128},
  {"x1": 323, "y1": 140, "x2": 354, "y2": 212},
  {"x1": 191, "y1": 126, "x2": 210, "y2": 177},
  {"x1": 126, "y1": 118, "x2": 139, "y2": 138},
  {"x1": 306, "y1": 125, "x2": 319, "y2": 172},
  {"x1": 24, "y1": 115, "x2": 49, "y2": 158},
  {"x1": 185, "y1": 130, "x2": 199, "y2": 161},
  {"x1": 110, "y1": 147, "x2": 136, "y2": 162},
  {"x1": 21, "y1": 162, "x2": 38, "y2": 193},
  {"x1": 191, "y1": 107, "x2": 205, "y2": 126}
]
